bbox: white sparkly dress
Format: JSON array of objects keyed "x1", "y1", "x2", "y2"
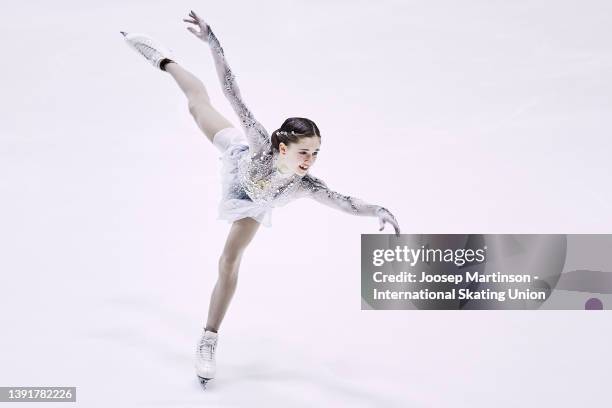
[{"x1": 207, "y1": 28, "x2": 387, "y2": 227}]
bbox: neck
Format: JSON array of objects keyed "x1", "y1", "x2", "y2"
[{"x1": 273, "y1": 154, "x2": 294, "y2": 177}]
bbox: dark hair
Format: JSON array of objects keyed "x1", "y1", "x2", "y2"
[{"x1": 271, "y1": 117, "x2": 321, "y2": 152}]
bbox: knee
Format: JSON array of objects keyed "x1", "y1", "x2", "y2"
[
  {"x1": 218, "y1": 252, "x2": 242, "y2": 277},
  {"x1": 187, "y1": 94, "x2": 211, "y2": 116}
]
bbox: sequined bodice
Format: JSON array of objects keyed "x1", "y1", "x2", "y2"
[
  {"x1": 238, "y1": 145, "x2": 302, "y2": 207},
  {"x1": 207, "y1": 27, "x2": 382, "y2": 221}
]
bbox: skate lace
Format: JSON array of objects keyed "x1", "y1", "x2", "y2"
[
  {"x1": 197, "y1": 337, "x2": 217, "y2": 361},
  {"x1": 134, "y1": 41, "x2": 158, "y2": 60}
]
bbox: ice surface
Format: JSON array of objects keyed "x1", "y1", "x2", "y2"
[{"x1": 1, "y1": 0, "x2": 611, "y2": 406}]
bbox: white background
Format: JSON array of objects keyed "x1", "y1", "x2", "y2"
[{"x1": 1, "y1": 0, "x2": 611, "y2": 407}]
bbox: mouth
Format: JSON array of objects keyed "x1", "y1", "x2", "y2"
[{"x1": 298, "y1": 164, "x2": 309, "y2": 171}]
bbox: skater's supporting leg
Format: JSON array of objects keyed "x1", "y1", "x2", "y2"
[
  {"x1": 205, "y1": 217, "x2": 260, "y2": 332},
  {"x1": 165, "y1": 63, "x2": 233, "y2": 142}
]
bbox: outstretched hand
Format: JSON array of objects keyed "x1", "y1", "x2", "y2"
[
  {"x1": 376, "y1": 207, "x2": 401, "y2": 237},
  {"x1": 183, "y1": 10, "x2": 211, "y2": 42}
]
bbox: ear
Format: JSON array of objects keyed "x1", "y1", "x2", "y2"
[{"x1": 279, "y1": 142, "x2": 288, "y2": 155}]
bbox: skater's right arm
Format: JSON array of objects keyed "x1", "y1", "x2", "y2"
[{"x1": 184, "y1": 11, "x2": 271, "y2": 154}]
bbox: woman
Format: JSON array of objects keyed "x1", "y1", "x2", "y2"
[{"x1": 122, "y1": 10, "x2": 400, "y2": 388}]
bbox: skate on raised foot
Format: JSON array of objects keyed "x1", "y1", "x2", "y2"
[
  {"x1": 120, "y1": 31, "x2": 172, "y2": 70},
  {"x1": 195, "y1": 329, "x2": 218, "y2": 390}
]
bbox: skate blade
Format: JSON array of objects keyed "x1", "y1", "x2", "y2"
[{"x1": 197, "y1": 376, "x2": 212, "y2": 390}]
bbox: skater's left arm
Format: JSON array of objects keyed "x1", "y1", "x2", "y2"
[
  {"x1": 184, "y1": 11, "x2": 271, "y2": 154},
  {"x1": 299, "y1": 175, "x2": 401, "y2": 236}
]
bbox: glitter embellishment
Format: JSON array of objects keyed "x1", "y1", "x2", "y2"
[{"x1": 208, "y1": 25, "x2": 383, "y2": 219}]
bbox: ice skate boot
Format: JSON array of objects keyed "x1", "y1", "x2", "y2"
[
  {"x1": 195, "y1": 330, "x2": 218, "y2": 389},
  {"x1": 120, "y1": 32, "x2": 172, "y2": 70}
]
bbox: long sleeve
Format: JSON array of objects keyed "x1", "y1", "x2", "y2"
[
  {"x1": 299, "y1": 175, "x2": 380, "y2": 217},
  {"x1": 207, "y1": 28, "x2": 270, "y2": 154}
]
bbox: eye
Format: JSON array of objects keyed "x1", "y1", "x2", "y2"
[
  {"x1": 313, "y1": 152, "x2": 318, "y2": 156},
  {"x1": 299, "y1": 151, "x2": 307, "y2": 155}
]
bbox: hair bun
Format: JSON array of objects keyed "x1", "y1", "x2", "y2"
[{"x1": 271, "y1": 117, "x2": 321, "y2": 152}]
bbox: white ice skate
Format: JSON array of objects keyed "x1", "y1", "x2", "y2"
[
  {"x1": 195, "y1": 330, "x2": 218, "y2": 389},
  {"x1": 120, "y1": 31, "x2": 172, "y2": 69}
]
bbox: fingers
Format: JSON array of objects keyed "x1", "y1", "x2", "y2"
[
  {"x1": 385, "y1": 217, "x2": 400, "y2": 237},
  {"x1": 186, "y1": 10, "x2": 206, "y2": 26},
  {"x1": 378, "y1": 213, "x2": 401, "y2": 237},
  {"x1": 376, "y1": 207, "x2": 400, "y2": 236},
  {"x1": 189, "y1": 10, "x2": 205, "y2": 25},
  {"x1": 186, "y1": 27, "x2": 198, "y2": 36},
  {"x1": 390, "y1": 216, "x2": 401, "y2": 237}
]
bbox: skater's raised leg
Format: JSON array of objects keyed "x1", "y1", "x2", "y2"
[
  {"x1": 121, "y1": 32, "x2": 233, "y2": 143},
  {"x1": 165, "y1": 63, "x2": 233, "y2": 142}
]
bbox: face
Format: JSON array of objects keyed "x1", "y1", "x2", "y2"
[{"x1": 278, "y1": 136, "x2": 321, "y2": 176}]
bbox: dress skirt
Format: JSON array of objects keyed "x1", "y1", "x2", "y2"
[{"x1": 212, "y1": 127, "x2": 272, "y2": 227}]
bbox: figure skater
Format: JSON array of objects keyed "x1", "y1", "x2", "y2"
[{"x1": 121, "y1": 10, "x2": 400, "y2": 389}]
